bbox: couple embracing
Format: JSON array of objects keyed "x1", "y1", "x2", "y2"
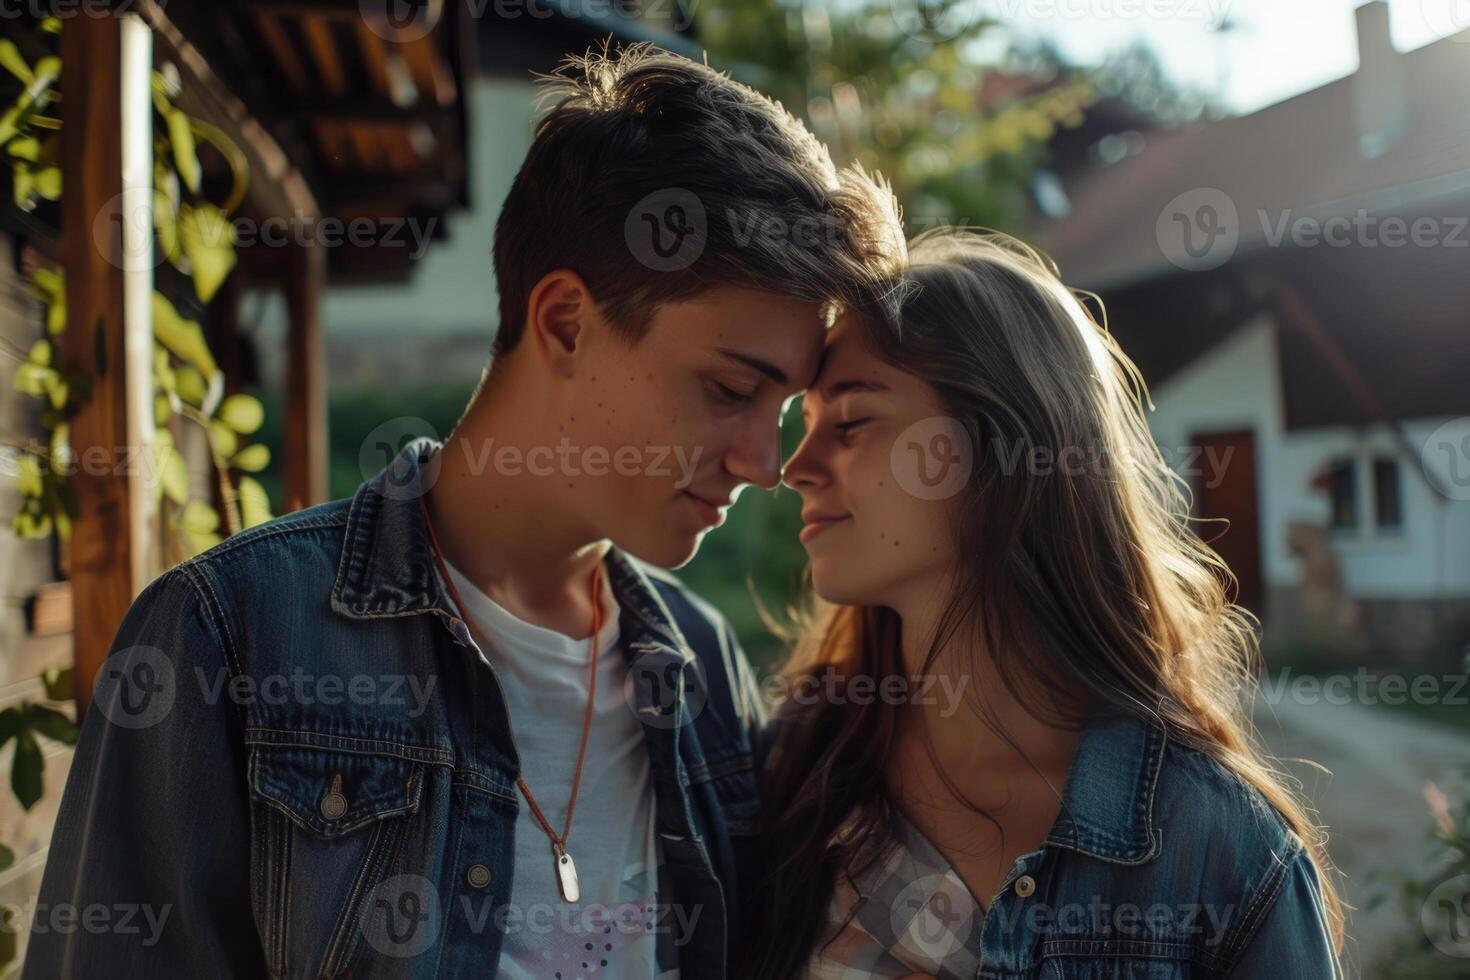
[{"x1": 28, "y1": 42, "x2": 1344, "y2": 980}]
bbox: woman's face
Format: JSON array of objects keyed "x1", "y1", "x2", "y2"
[{"x1": 783, "y1": 314, "x2": 964, "y2": 609}]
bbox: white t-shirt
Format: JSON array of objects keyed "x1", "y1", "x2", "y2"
[{"x1": 440, "y1": 555, "x2": 670, "y2": 980}]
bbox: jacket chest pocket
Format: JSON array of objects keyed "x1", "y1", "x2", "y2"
[
  {"x1": 247, "y1": 743, "x2": 426, "y2": 979},
  {"x1": 1038, "y1": 940, "x2": 1201, "y2": 980}
]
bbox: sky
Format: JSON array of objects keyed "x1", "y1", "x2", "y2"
[{"x1": 992, "y1": 0, "x2": 1470, "y2": 114}]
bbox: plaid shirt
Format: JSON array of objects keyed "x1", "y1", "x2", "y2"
[
  {"x1": 806, "y1": 807, "x2": 986, "y2": 980},
  {"x1": 798, "y1": 711, "x2": 1344, "y2": 980}
]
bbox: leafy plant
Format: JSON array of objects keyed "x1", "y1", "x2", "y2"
[
  {"x1": 0, "y1": 666, "x2": 76, "y2": 975},
  {"x1": 2, "y1": 20, "x2": 274, "y2": 570},
  {"x1": 1367, "y1": 770, "x2": 1470, "y2": 976},
  {"x1": 701, "y1": 0, "x2": 1096, "y2": 231}
]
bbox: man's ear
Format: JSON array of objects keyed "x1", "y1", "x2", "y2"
[{"x1": 525, "y1": 269, "x2": 597, "y2": 378}]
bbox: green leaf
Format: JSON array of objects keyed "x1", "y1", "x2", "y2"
[
  {"x1": 15, "y1": 454, "x2": 41, "y2": 497},
  {"x1": 33, "y1": 165, "x2": 60, "y2": 201},
  {"x1": 153, "y1": 353, "x2": 176, "y2": 395},
  {"x1": 150, "y1": 71, "x2": 172, "y2": 118},
  {"x1": 230, "y1": 443, "x2": 270, "y2": 473},
  {"x1": 181, "y1": 528, "x2": 223, "y2": 558},
  {"x1": 174, "y1": 365, "x2": 206, "y2": 407},
  {"x1": 11, "y1": 510, "x2": 49, "y2": 539},
  {"x1": 48, "y1": 422, "x2": 68, "y2": 473},
  {"x1": 44, "y1": 373, "x2": 67, "y2": 410},
  {"x1": 27, "y1": 705, "x2": 77, "y2": 746},
  {"x1": 179, "y1": 499, "x2": 219, "y2": 534},
  {"x1": 176, "y1": 502, "x2": 223, "y2": 556},
  {"x1": 11, "y1": 168, "x2": 32, "y2": 210},
  {"x1": 30, "y1": 267, "x2": 60, "y2": 299},
  {"x1": 41, "y1": 666, "x2": 73, "y2": 703},
  {"x1": 12, "y1": 363, "x2": 52, "y2": 397},
  {"x1": 209, "y1": 419, "x2": 237, "y2": 459},
  {"x1": 167, "y1": 110, "x2": 201, "y2": 195},
  {"x1": 218, "y1": 393, "x2": 264, "y2": 434},
  {"x1": 27, "y1": 338, "x2": 49, "y2": 366},
  {"x1": 154, "y1": 190, "x2": 179, "y2": 264},
  {"x1": 238, "y1": 475, "x2": 273, "y2": 528},
  {"x1": 0, "y1": 708, "x2": 21, "y2": 749},
  {"x1": 45, "y1": 295, "x2": 64, "y2": 335},
  {"x1": 178, "y1": 204, "x2": 236, "y2": 303},
  {"x1": 0, "y1": 41, "x2": 32, "y2": 85},
  {"x1": 11, "y1": 730, "x2": 42, "y2": 810},
  {"x1": 151, "y1": 291, "x2": 218, "y2": 377},
  {"x1": 160, "y1": 445, "x2": 189, "y2": 505},
  {"x1": 7, "y1": 136, "x2": 39, "y2": 161}
]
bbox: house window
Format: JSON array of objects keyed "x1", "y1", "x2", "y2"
[
  {"x1": 1327, "y1": 459, "x2": 1357, "y2": 529},
  {"x1": 1373, "y1": 457, "x2": 1402, "y2": 529}
]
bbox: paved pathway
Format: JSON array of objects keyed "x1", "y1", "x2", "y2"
[{"x1": 1252, "y1": 693, "x2": 1470, "y2": 975}]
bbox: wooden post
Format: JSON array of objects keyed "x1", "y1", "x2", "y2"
[
  {"x1": 61, "y1": 12, "x2": 155, "y2": 713},
  {"x1": 283, "y1": 241, "x2": 327, "y2": 511}
]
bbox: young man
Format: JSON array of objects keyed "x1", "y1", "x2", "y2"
[{"x1": 25, "y1": 43, "x2": 900, "y2": 980}]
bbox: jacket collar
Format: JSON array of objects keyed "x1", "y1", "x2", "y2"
[
  {"x1": 1043, "y1": 707, "x2": 1166, "y2": 864},
  {"x1": 330, "y1": 436, "x2": 693, "y2": 662}
]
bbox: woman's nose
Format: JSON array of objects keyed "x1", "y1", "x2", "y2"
[{"x1": 781, "y1": 431, "x2": 826, "y2": 491}]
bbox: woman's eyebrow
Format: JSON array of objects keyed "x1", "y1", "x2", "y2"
[
  {"x1": 821, "y1": 378, "x2": 890, "y2": 399},
  {"x1": 800, "y1": 377, "x2": 891, "y2": 422}
]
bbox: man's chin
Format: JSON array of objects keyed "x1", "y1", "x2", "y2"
[{"x1": 612, "y1": 529, "x2": 705, "y2": 571}]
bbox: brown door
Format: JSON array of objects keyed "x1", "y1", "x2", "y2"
[{"x1": 1191, "y1": 430, "x2": 1262, "y2": 611}]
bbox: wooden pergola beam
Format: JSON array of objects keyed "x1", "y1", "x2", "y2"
[
  {"x1": 283, "y1": 241, "x2": 328, "y2": 511},
  {"x1": 138, "y1": 0, "x2": 320, "y2": 223},
  {"x1": 60, "y1": 13, "x2": 139, "y2": 713},
  {"x1": 302, "y1": 100, "x2": 456, "y2": 124}
]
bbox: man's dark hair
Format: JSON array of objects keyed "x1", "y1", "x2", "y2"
[{"x1": 491, "y1": 42, "x2": 903, "y2": 355}]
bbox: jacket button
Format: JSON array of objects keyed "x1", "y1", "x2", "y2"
[
  {"x1": 1014, "y1": 874, "x2": 1036, "y2": 898},
  {"x1": 320, "y1": 774, "x2": 348, "y2": 820},
  {"x1": 466, "y1": 864, "x2": 492, "y2": 889}
]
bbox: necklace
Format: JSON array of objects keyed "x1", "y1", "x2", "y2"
[{"x1": 418, "y1": 493, "x2": 603, "y2": 903}]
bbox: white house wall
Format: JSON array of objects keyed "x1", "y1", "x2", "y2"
[{"x1": 1146, "y1": 316, "x2": 1470, "y2": 600}]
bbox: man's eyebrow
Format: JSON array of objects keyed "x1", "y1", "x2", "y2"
[{"x1": 714, "y1": 348, "x2": 789, "y2": 386}]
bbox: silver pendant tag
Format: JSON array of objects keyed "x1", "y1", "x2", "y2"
[{"x1": 554, "y1": 844, "x2": 580, "y2": 903}]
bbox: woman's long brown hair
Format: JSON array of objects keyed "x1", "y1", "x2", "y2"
[{"x1": 744, "y1": 229, "x2": 1345, "y2": 978}]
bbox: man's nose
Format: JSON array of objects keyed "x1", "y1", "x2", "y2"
[{"x1": 726, "y1": 417, "x2": 784, "y2": 490}]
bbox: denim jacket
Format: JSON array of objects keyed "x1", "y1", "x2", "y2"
[
  {"x1": 805, "y1": 709, "x2": 1343, "y2": 979},
  {"x1": 25, "y1": 437, "x2": 766, "y2": 980}
]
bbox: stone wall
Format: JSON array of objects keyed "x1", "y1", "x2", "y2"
[{"x1": 0, "y1": 233, "x2": 76, "y2": 967}]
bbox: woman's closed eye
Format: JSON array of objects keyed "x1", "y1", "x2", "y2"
[{"x1": 835, "y1": 417, "x2": 872, "y2": 444}]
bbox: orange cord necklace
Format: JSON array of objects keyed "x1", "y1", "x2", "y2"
[{"x1": 418, "y1": 493, "x2": 603, "y2": 903}]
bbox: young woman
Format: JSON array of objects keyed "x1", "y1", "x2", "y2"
[{"x1": 748, "y1": 229, "x2": 1346, "y2": 978}]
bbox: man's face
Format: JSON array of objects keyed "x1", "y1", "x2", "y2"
[{"x1": 566, "y1": 285, "x2": 824, "y2": 568}]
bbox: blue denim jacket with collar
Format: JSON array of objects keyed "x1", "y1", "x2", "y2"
[
  {"x1": 25, "y1": 436, "x2": 766, "y2": 980},
  {"x1": 813, "y1": 708, "x2": 1344, "y2": 979}
]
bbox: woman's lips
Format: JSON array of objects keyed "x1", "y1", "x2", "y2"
[{"x1": 799, "y1": 514, "x2": 851, "y2": 543}]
